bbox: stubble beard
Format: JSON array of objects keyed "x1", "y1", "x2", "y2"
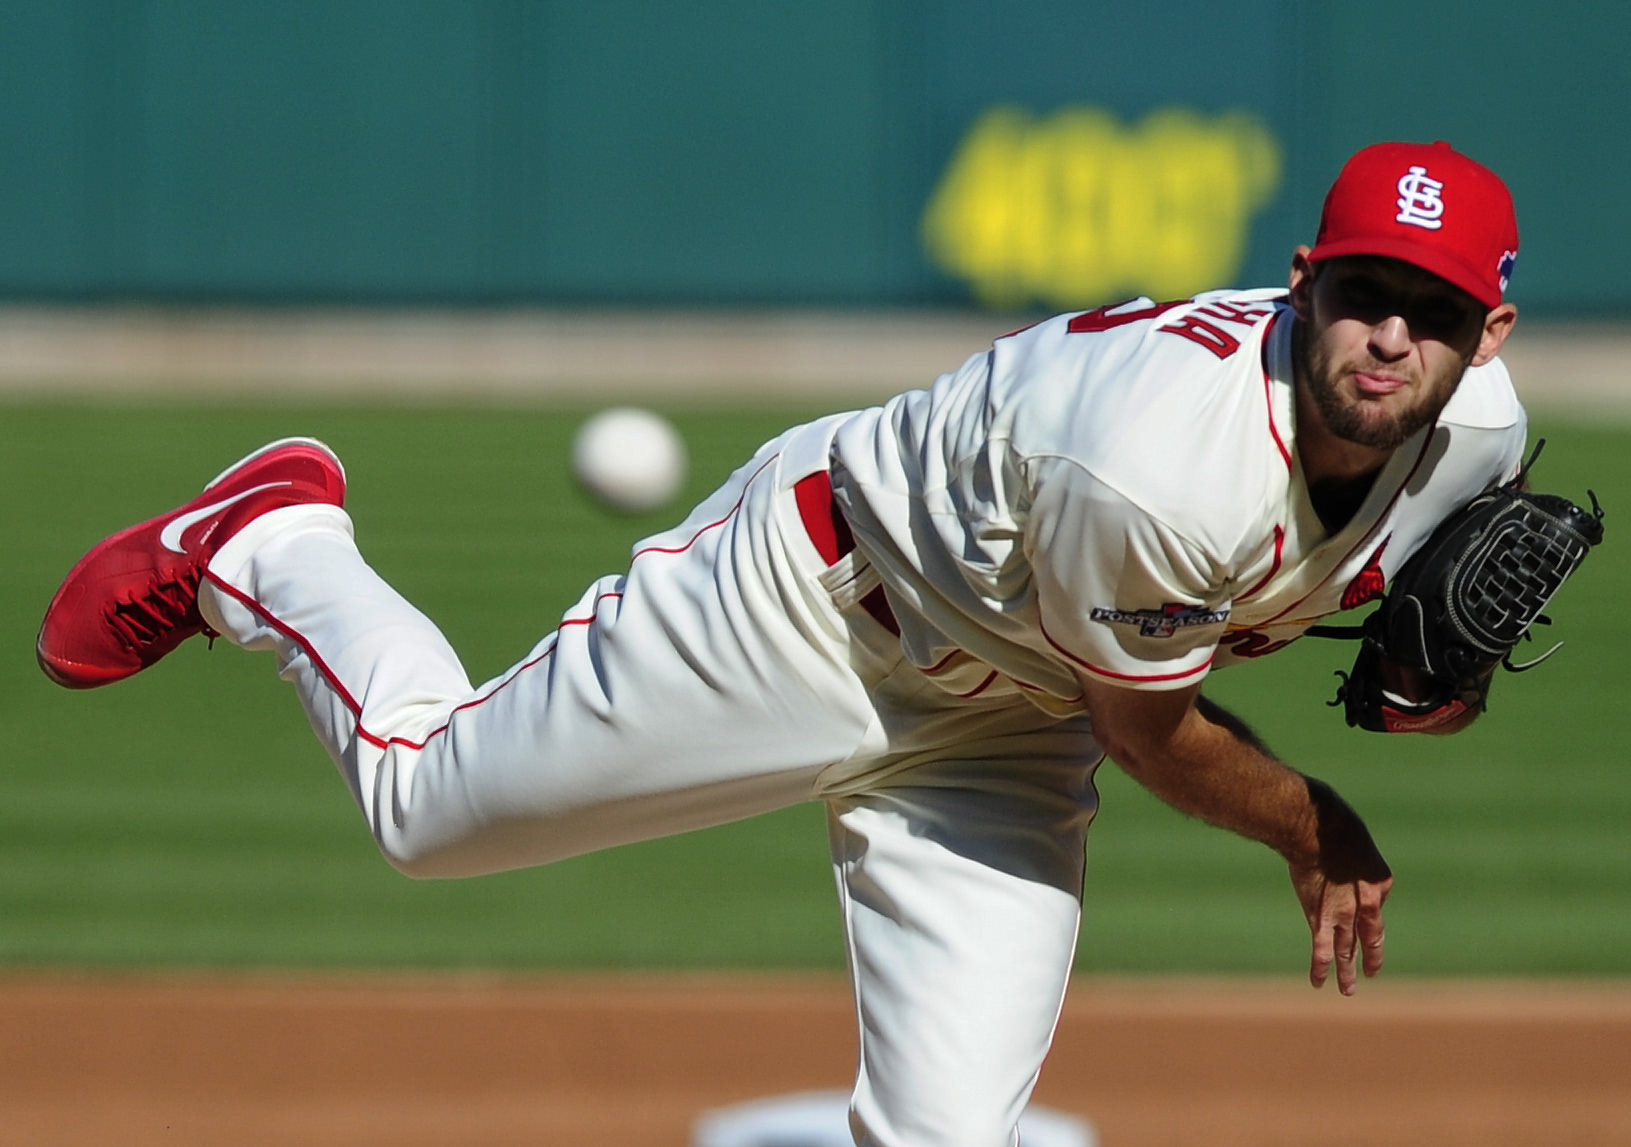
[{"x1": 1296, "y1": 326, "x2": 1465, "y2": 452}]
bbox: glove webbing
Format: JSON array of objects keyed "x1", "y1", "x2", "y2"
[{"x1": 1447, "y1": 495, "x2": 1598, "y2": 657}]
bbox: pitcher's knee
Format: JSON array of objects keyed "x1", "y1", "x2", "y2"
[
  {"x1": 370, "y1": 810, "x2": 579, "y2": 880},
  {"x1": 374, "y1": 830, "x2": 512, "y2": 880},
  {"x1": 371, "y1": 818, "x2": 488, "y2": 880},
  {"x1": 379, "y1": 843, "x2": 445, "y2": 880}
]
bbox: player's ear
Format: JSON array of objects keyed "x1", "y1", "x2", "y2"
[
  {"x1": 1288, "y1": 246, "x2": 1316, "y2": 319},
  {"x1": 1470, "y1": 302, "x2": 1518, "y2": 367}
]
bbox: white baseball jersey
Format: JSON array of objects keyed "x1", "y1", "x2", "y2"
[{"x1": 831, "y1": 288, "x2": 1528, "y2": 710}]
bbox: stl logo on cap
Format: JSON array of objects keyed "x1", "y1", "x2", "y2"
[
  {"x1": 1395, "y1": 165, "x2": 1446, "y2": 230},
  {"x1": 1308, "y1": 140, "x2": 1520, "y2": 309}
]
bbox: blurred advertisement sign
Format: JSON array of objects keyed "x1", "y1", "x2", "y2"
[{"x1": 923, "y1": 107, "x2": 1282, "y2": 309}]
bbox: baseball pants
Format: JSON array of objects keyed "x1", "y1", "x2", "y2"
[{"x1": 199, "y1": 416, "x2": 1104, "y2": 1147}]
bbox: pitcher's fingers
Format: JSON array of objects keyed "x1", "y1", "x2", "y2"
[
  {"x1": 1357, "y1": 882, "x2": 1389, "y2": 978},
  {"x1": 1333, "y1": 912, "x2": 1360, "y2": 996},
  {"x1": 1361, "y1": 921, "x2": 1387, "y2": 978},
  {"x1": 1309, "y1": 914, "x2": 1335, "y2": 989}
]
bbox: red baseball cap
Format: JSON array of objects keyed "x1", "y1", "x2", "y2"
[{"x1": 1307, "y1": 140, "x2": 1519, "y2": 309}]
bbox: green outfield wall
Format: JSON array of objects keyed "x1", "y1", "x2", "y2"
[{"x1": 1, "y1": 1, "x2": 1626, "y2": 314}]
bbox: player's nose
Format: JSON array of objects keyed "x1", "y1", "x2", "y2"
[{"x1": 1367, "y1": 314, "x2": 1412, "y2": 360}]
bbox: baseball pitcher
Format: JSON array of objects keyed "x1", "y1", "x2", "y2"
[{"x1": 37, "y1": 141, "x2": 1601, "y2": 1147}]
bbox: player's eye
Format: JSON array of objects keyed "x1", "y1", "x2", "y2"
[
  {"x1": 1408, "y1": 301, "x2": 1477, "y2": 341},
  {"x1": 1330, "y1": 276, "x2": 1389, "y2": 320}
]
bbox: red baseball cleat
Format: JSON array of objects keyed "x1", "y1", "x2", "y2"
[{"x1": 37, "y1": 437, "x2": 347, "y2": 689}]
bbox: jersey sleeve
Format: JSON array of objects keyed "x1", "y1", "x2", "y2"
[{"x1": 1026, "y1": 458, "x2": 1232, "y2": 690}]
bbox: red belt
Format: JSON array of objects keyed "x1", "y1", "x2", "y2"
[{"x1": 793, "y1": 471, "x2": 901, "y2": 636}]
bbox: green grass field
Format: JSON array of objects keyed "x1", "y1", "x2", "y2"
[{"x1": 2, "y1": 401, "x2": 1626, "y2": 977}]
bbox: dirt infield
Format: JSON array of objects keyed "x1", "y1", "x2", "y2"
[{"x1": 2, "y1": 973, "x2": 1627, "y2": 1146}]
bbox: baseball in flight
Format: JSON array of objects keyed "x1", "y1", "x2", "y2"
[{"x1": 570, "y1": 406, "x2": 688, "y2": 512}]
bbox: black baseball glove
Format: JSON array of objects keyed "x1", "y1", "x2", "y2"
[{"x1": 1327, "y1": 442, "x2": 1604, "y2": 733}]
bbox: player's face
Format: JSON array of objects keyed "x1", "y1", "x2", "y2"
[{"x1": 1290, "y1": 253, "x2": 1508, "y2": 452}]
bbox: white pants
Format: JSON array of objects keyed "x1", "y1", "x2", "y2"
[{"x1": 199, "y1": 417, "x2": 1104, "y2": 1147}]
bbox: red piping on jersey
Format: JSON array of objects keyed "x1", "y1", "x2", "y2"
[
  {"x1": 1235, "y1": 524, "x2": 1285, "y2": 602},
  {"x1": 921, "y1": 649, "x2": 962, "y2": 674},
  {"x1": 1260, "y1": 312, "x2": 1292, "y2": 470},
  {"x1": 1040, "y1": 615, "x2": 1212, "y2": 682},
  {"x1": 206, "y1": 452, "x2": 782, "y2": 755},
  {"x1": 956, "y1": 670, "x2": 999, "y2": 698},
  {"x1": 1076, "y1": 656, "x2": 1212, "y2": 684},
  {"x1": 634, "y1": 455, "x2": 777, "y2": 559},
  {"x1": 918, "y1": 650, "x2": 1065, "y2": 701},
  {"x1": 204, "y1": 569, "x2": 599, "y2": 753},
  {"x1": 1014, "y1": 677, "x2": 1082, "y2": 702},
  {"x1": 1255, "y1": 427, "x2": 1438, "y2": 627}
]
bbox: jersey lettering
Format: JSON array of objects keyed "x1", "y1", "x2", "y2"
[
  {"x1": 1156, "y1": 300, "x2": 1276, "y2": 360},
  {"x1": 1158, "y1": 314, "x2": 1241, "y2": 358},
  {"x1": 1066, "y1": 298, "x2": 1275, "y2": 362},
  {"x1": 1192, "y1": 299, "x2": 1277, "y2": 327},
  {"x1": 1066, "y1": 299, "x2": 1186, "y2": 334}
]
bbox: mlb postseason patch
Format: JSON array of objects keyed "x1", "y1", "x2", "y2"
[{"x1": 1090, "y1": 603, "x2": 1230, "y2": 638}]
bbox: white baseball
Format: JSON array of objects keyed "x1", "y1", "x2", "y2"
[{"x1": 571, "y1": 407, "x2": 688, "y2": 512}]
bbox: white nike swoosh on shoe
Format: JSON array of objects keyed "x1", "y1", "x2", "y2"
[{"x1": 158, "y1": 482, "x2": 295, "y2": 554}]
